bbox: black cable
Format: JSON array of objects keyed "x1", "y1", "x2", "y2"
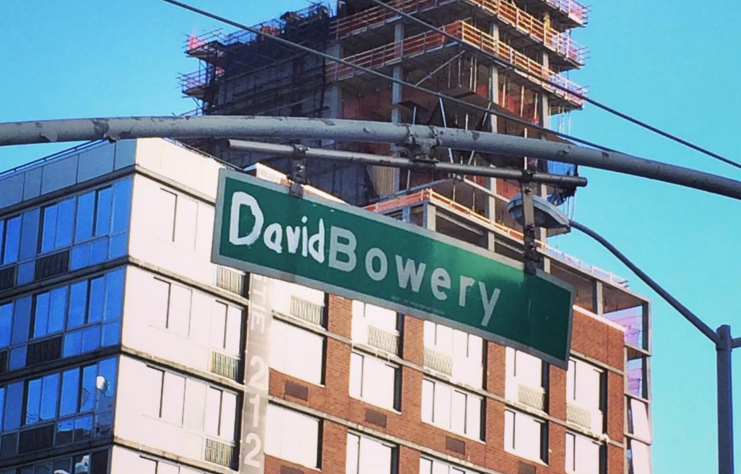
[
  {"x1": 159, "y1": 0, "x2": 616, "y2": 153},
  {"x1": 368, "y1": 0, "x2": 741, "y2": 171}
]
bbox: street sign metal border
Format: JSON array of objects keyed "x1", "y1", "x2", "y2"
[{"x1": 212, "y1": 168, "x2": 574, "y2": 368}]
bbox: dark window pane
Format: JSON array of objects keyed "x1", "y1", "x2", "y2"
[
  {"x1": 82, "y1": 326, "x2": 101, "y2": 353},
  {"x1": 73, "y1": 454, "x2": 91, "y2": 474},
  {"x1": 0, "y1": 303, "x2": 12, "y2": 347},
  {"x1": 104, "y1": 270, "x2": 124, "y2": 321},
  {"x1": 25, "y1": 378, "x2": 42, "y2": 425},
  {"x1": 91, "y1": 450, "x2": 108, "y2": 474},
  {"x1": 80, "y1": 365, "x2": 96, "y2": 412},
  {"x1": 112, "y1": 178, "x2": 132, "y2": 234},
  {"x1": 73, "y1": 416, "x2": 92, "y2": 442},
  {"x1": 94, "y1": 188, "x2": 112, "y2": 237},
  {"x1": 19, "y1": 209, "x2": 40, "y2": 261},
  {"x1": 88, "y1": 277, "x2": 105, "y2": 323},
  {"x1": 0, "y1": 220, "x2": 4, "y2": 263},
  {"x1": 40, "y1": 374, "x2": 59, "y2": 421},
  {"x1": 62, "y1": 331, "x2": 82, "y2": 357},
  {"x1": 11, "y1": 296, "x2": 31, "y2": 345},
  {"x1": 48, "y1": 287, "x2": 67, "y2": 334},
  {"x1": 75, "y1": 192, "x2": 95, "y2": 243},
  {"x1": 41, "y1": 206, "x2": 58, "y2": 254},
  {"x1": 55, "y1": 420, "x2": 73, "y2": 446},
  {"x1": 68, "y1": 281, "x2": 88, "y2": 329},
  {"x1": 60, "y1": 368, "x2": 80, "y2": 417},
  {"x1": 5, "y1": 382, "x2": 23, "y2": 430},
  {"x1": 55, "y1": 198, "x2": 75, "y2": 248},
  {"x1": 4, "y1": 216, "x2": 21, "y2": 265},
  {"x1": 34, "y1": 462, "x2": 51, "y2": 474},
  {"x1": 53, "y1": 459, "x2": 71, "y2": 473},
  {"x1": 33, "y1": 292, "x2": 50, "y2": 339}
]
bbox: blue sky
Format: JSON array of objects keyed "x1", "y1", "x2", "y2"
[{"x1": 1, "y1": 1, "x2": 740, "y2": 472}]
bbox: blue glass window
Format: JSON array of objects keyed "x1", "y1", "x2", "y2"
[
  {"x1": 3, "y1": 216, "x2": 21, "y2": 265},
  {"x1": 88, "y1": 277, "x2": 105, "y2": 323},
  {"x1": 104, "y1": 269, "x2": 124, "y2": 321},
  {"x1": 48, "y1": 287, "x2": 67, "y2": 334},
  {"x1": 56, "y1": 198, "x2": 75, "y2": 248},
  {"x1": 5, "y1": 382, "x2": 23, "y2": 431},
  {"x1": 94, "y1": 188, "x2": 112, "y2": 237},
  {"x1": 60, "y1": 369, "x2": 80, "y2": 417},
  {"x1": 82, "y1": 326, "x2": 100, "y2": 353},
  {"x1": 68, "y1": 281, "x2": 88, "y2": 329},
  {"x1": 25, "y1": 379, "x2": 41, "y2": 425},
  {"x1": 32, "y1": 293, "x2": 50, "y2": 339},
  {"x1": 112, "y1": 178, "x2": 132, "y2": 234},
  {"x1": 62, "y1": 330, "x2": 82, "y2": 358},
  {"x1": 11, "y1": 296, "x2": 31, "y2": 346},
  {"x1": 40, "y1": 374, "x2": 60, "y2": 421},
  {"x1": 75, "y1": 192, "x2": 95, "y2": 243},
  {"x1": 0, "y1": 303, "x2": 12, "y2": 348},
  {"x1": 0, "y1": 387, "x2": 4, "y2": 430},
  {"x1": 19, "y1": 209, "x2": 39, "y2": 261},
  {"x1": 80, "y1": 365, "x2": 97, "y2": 413},
  {"x1": 40, "y1": 205, "x2": 58, "y2": 253}
]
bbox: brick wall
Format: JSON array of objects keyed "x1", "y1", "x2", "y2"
[{"x1": 265, "y1": 295, "x2": 628, "y2": 474}]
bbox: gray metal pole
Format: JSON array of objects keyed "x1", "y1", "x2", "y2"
[
  {"x1": 1, "y1": 116, "x2": 741, "y2": 200},
  {"x1": 717, "y1": 325, "x2": 735, "y2": 474},
  {"x1": 227, "y1": 139, "x2": 588, "y2": 187}
]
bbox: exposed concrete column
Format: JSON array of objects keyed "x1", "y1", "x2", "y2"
[
  {"x1": 323, "y1": 43, "x2": 343, "y2": 147},
  {"x1": 486, "y1": 22, "x2": 500, "y2": 229},
  {"x1": 391, "y1": 22, "x2": 405, "y2": 125}
]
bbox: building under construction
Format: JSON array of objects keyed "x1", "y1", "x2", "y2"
[{"x1": 179, "y1": 1, "x2": 653, "y2": 473}]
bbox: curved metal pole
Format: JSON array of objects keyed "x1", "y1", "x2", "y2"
[
  {"x1": 569, "y1": 219, "x2": 716, "y2": 342},
  {"x1": 570, "y1": 219, "x2": 734, "y2": 474},
  {"x1": 1, "y1": 116, "x2": 741, "y2": 200}
]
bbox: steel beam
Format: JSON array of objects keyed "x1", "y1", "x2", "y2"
[{"x1": 1, "y1": 116, "x2": 740, "y2": 199}]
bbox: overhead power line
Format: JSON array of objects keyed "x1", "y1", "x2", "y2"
[
  {"x1": 367, "y1": 0, "x2": 741, "y2": 171},
  {"x1": 160, "y1": 0, "x2": 616, "y2": 153}
]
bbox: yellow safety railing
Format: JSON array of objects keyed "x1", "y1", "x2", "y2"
[
  {"x1": 326, "y1": 21, "x2": 586, "y2": 106},
  {"x1": 330, "y1": 0, "x2": 587, "y2": 65}
]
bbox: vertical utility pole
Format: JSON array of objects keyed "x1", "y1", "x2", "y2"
[{"x1": 717, "y1": 324, "x2": 735, "y2": 474}]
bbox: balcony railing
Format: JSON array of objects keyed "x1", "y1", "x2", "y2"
[
  {"x1": 327, "y1": 21, "x2": 586, "y2": 107},
  {"x1": 330, "y1": 0, "x2": 587, "y2": 65},
  {"x1": 365, "y1": 188, "x2": 629, "y2": 288}
]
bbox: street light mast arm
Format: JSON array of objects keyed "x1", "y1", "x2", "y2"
[
  {"x1": 733, "y1": 338, "x2": 741, "y2": 348},
  {"x1": 569, "y1": 220, "x2": 719, "y2": 344}
]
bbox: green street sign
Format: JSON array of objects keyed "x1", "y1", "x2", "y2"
[{"x1": 212, "y1": 169, "x2": 574, "y2": 367}]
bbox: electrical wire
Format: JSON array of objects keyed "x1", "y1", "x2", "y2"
[
  {"x1": 159, "y1": 0, "x2": 616, "y2": 153},
  {"x1": 368, "y1": 0, "x2": 741, "y2": 171}
]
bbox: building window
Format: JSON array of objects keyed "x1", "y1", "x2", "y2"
[
  {"x1": 628, "y1": 398, "x2": 651, "y2": 441},
  {"x1": 420, "y1": 457, "x2": 478, "y2": 474},
  {"x1": 266, "y1": 404, "x2": 321, "y2": 469},
  {"x1": 210, "y1": 301, "x2": 241, "y2": 355},
  {"x1": 505, "y1": 347, "x2": 546, "y2": 410},
  {"x1": 421, "y1": 378, "x2": 482, "y2": 440},
  {"x1": 16, "y1": 450, "x2": 111, "y2": 474},
  {"x1": 566, "y1": 358, "x2": 604, "y2": 433},
  {"x1": 205, "y1": 387, "x2": 237, "y2": 440},
  {"x1": 24, "y1": 373, "x2": 60, "y2": 425},
  {"x1": 0, "y1": 215, "x2": 21, "y2": 265},
  {"x1": 565, "y1": 432, "x2": 601, "y2": 474},
  {"x1": 140, "y1": 456, "x2": 203, "y2": 474},
  {"x1": 504, "y1": 409, "x2": 548, "y2": 463},
  {"x1": 349, "y1": 352, "x2": 399, "y2": 410},
  {"x1": 270, "y1": 320, "x2": 324, "y2": 385},
  {"x1": 40, "y1": 198, "x2": 75, "y2": 254},
  {"x1": 0, "y1": 302, "x2": 11, "y2": 348},
  {"x1": 32, "y1": 286, "x2": 68, "y2": 338},
  {"x1": 346, "y1": 432, "x2": 397, "y2": 474},
  {"x1": 629, "y1": 439, "x2": 651, "y2": 474},
  {"x1": 269, "y1": 279, "x2": 325, "y2": 326},
  {"x1": 156, "y1": 189, "x2": 198, "y2": 250},
  {"x1": 142, "y1": 365, "x2": 238, "y2": 442},
  {"x1": 351, "y1": 301, "x2": 400, "y2": 354},
  {"x1": 423, "y1": 321, "x2": 484, "y2": 388},
  {"x1": 151, "y1": 278, "x2": 192, "y2": 337}
]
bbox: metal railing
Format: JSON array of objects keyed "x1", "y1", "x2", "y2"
[
  {"x1": 327, "y1": 21, "x2": 586, "y2": 107},
  {"x1": 330, "y1": 0, "x2": 587, "y2": 65}
]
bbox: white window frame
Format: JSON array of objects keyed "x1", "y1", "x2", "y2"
[
  {"x1": 504, "y1": 409, "x2": 547, "y2": 464},
  {"x1": 419, "y1": 456, "x2": 478, "y2": 474},
  {"x1": 349, "y1": 351, "x2": 399, "y2": 411},
  {"x1": 566, "y1": 431, "x2": 601, "y2": 474},
  {"x1": 270, "y1": 319, "x2": 325, "y2": 385},
  {"x1": 421, "y1": 378, "x2": 482, "y2": 440},
  {"x1": 423, "y1": 321, "x2": 484, "y2": 388},
  {"x1": 346, "y1": 432, "x2": 397, "y2": 474},
  {"x1": 266, "y1": 404, "x2": 321, "y2": 469}
]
